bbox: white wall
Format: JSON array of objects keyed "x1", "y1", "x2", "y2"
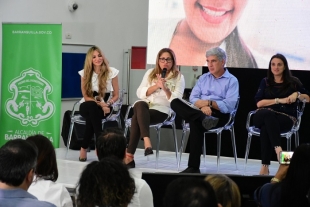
[
  {"x1": 0, "y1": 0, "x2": 149, "y2": 146},
  {"x1": 0, "y1": 0, "x2": 192, "y2": 151},
  {"x1": 0, "y1": 0, "x2": 149, "y2": 89}
]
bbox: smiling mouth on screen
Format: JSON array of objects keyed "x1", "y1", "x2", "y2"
[{"x1": 198, "y1": 4, "x2": 231, "y2": 24}]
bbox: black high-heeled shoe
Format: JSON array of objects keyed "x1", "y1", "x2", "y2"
[
  {"x1": 79, "y1": 157, "x2": 87, "y2": 162},
  {"x1": 144, "y1": 147, "x2": 154, "y2": 156}
]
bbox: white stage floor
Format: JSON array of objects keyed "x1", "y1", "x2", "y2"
[{"x1": 56, "y1": 147, "x2": 279, "y2": 190}]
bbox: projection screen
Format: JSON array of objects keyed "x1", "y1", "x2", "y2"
[{"x1": 147, "y1": 0, "x2": 310, "y2": 70}]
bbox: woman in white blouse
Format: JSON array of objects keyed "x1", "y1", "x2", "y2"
[
  {"x1": 125, "y1": 48, "x2": 185, "y2": 168},
  {"x1": 27, "y1": 135, "x2": 73, "y2": 207},
  {"x1": 78, "y1": 46, "x2": 119, "y2": 161}
]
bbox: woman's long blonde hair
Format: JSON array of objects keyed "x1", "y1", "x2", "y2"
[
  {"x1": 205, "y1": 174, "x2": 241, "y2": 207},
  {"x1": 148, "y1": 48, "x2": 180, "y2": 83},
  {"x1": 83, "y1": 46, "x2": 110, "y2": 97}
]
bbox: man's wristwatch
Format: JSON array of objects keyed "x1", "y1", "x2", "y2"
[
  {"x1": 297, "y1": 92, "x2": 301, "y2": 99},
  {"x1": 209, "y1": 100, "x2": 212, "y2": 108}
]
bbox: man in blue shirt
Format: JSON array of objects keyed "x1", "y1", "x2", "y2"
[
  {"x1": 171, "y1": 47, "x2": 239, "y2": 173},
  {"x1": 0, "y1": 139, "x2": 56, "y2": 207}
]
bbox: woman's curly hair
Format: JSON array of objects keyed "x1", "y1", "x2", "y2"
[{"x1": 76, "y1": 158, "x2": 135, "y2": 207}]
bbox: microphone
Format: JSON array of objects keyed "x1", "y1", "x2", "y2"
[{"x1": 161, "y1": 68, "x2": 167, "y2": 78}]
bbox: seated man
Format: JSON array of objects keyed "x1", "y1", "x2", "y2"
[
  {"x1": 0, "y1": 139, "x2": 56, "y2": 207},
  {"x1": 95, "y1": 128, "x2": 154, "y2": 207},
  {"x1": 171, "y1": 47, "x2": 239, "y2": 173}
]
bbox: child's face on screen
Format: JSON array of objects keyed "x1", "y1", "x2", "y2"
[{"x1": 183, "y1": 0, "x2": 248, "y2": 44}]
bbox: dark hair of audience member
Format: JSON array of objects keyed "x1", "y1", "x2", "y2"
[
  {"x1": 26, "y1": 134, "x2": 58, "y2": 182},
  {"x1": 163, "y1": 177, "x2": 218, "y2": 207},
  {"x1": 205, "y1": 174, "x2": 241, "y2": 207},
  {"x1": 280, "y1": 143, "x2": 310, "y2": 207},
  {"x1": 0, "y1": 139, "x2": 38, "y2": 186},
  {"x1": 77, "y1": 157, "x2": 135, "y2": 207},
  {"x1": 96, "y1": 128, "x2": 127, "y2": 161}
]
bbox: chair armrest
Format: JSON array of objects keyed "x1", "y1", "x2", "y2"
[
  {"x1": 246, "y1": 110, "x2": 257, "y2": 131},
  {"x1": 181, "y1": 119, "x2": 186, "y2": 128},
  {"x1": 70, "y1": 100, "x2": 81, "y2": 118},
  {"x1": 168, "y1": 109, "x2": 176, "y2": 122}
]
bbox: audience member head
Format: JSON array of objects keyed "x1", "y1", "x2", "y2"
[
  {"x1": 281, "y1": 143, "x2": 310, "y2": 207},
  {"x1": 26, "y1": 134, "x2": 58, "y2": 182},
  {"x1": 96, "y1": 128, "x2": 127, "y2": 161},
  {"x1": 205, "y1": 174, "x2": 241, "y2": 207},
  {"x1": 0, "y1": 139, "x2": 38, "y2": 189},
  {"x1": 163, "y1": 177, "x2": 218, "y2": 207},
  {"x1": 77, "y1": 157, "x2": 135, "y2": 207},
  {"x1": 206, "y1": 47, "x2": 227, "y2": 63}
]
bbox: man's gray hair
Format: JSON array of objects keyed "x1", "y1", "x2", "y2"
[{"x1": 206, "y1": 47, "x2": 227, "y2": 62}]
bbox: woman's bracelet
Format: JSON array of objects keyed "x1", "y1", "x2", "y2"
[
  {"x1": 271, "y1": 177, "x2": 281, "y2": 183},
  {"x1": 107, "y1": 99, "x2": 114, "y2": 106},
  {"x1": 275, "y1": 98, "x2": 279, "y2": 104}
]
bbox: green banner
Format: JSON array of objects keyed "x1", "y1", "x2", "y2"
[{"x1": 0, "y1": 23, "x2": 62, "y2": 147}]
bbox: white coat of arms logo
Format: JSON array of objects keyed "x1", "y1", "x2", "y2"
[{"x1": 6, "y1": 68, "x2": 55, "y2": 126}]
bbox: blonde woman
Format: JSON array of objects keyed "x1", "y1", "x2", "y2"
[
  {"x1": 205, "y1": 174, "x2": 241, "y2": 207},
  {"x1": 125, "y1": 48, "x2": 185, "y2": 168},
  {"x1": 78, "y1": 46, "x2": 119, "y2": 161}
]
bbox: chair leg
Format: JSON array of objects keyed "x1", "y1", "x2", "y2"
[
  {"x1": 295, "y1": 132, "x2": 299, "y2": 148},
  {"x1": 155, "y1": 128, "x2": 161, "y2": 169},
  {"x1": 66, "y1": 121, "x2": 75, "y2": 158},
  {"x1": 203, "y1": 135, "x2": 206, "y2": 167},
  {"x1": 216, "y1": 132, "x2": 222, "y2": 172},
  {"x1": 230, "y1": 127, "x2": 238, "y2": 170},
  {"x1": 178, "y1": 129, "x2": 187, "y2": 171},
  {"x1": 124, "y1": 125, "x2": 129, "y2": 138},
  {"x1": 287, "y1": 136, "x2": 291, "y2": 151},
  {"x1": 117, "y1": 116, "x2": 122, "y2": 128},
  {"x1": 171, "y1": 123, "x2": 179, "y2": 167},
  {"x1": 243, "y1": 133, "x2": 252, "y2": 174}
]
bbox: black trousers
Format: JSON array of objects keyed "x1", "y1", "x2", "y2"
[
  {"x1": 127, "y1": 101, "x2": 168, "y2": 155},
  {"x1": 253, "y1": 109, "x2": 294, "y2": 165},
  {"x1": 171, "y1": 99, "x2": 229, "y2": 168},
  {"x1": 79, "y1": 101, "x2": 109, "y2": 149}
]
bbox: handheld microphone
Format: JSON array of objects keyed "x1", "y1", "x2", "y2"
[{"x1": 161, "y1": 68, "x2": 167, "y2": 78}]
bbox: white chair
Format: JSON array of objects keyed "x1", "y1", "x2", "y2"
[
  {"x1": 124, "y1": 105, "x2": 178, "y2": 168},
  {"x1": 178, "y1": 97, "x2": 240, "y2": 172},
  {"x1": 65, "y1": 89, "x2": 125, "y2": 158},
  {"x1": 244, "y1": 99, "x2": 306, "y2": 173}
]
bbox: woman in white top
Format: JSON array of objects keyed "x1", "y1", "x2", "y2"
[
  {"x1": 125, "y1": 48, "x2": 185, "y2": 168},
  {"x1": 78, "y1": 46, "x2": 119, "y2": 161},
  {"x1": 27, "y1": 135, "x2": 73, "y2": 207}
]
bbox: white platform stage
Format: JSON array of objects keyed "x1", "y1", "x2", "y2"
[{"x1": 55, "y1": 147, "x2": 279, "y2": 192}]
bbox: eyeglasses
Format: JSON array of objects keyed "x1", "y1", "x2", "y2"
[{"x1": 159, "y1": 58, "x2": 172, "y2": 63}]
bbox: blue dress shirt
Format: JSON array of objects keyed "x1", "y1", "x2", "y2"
[
  {"x1": 190, "y1": 69, "x2": 239, "y2": 113},
  {"x1": 0, "y1": 188, "x2": 56, "y2": 207}
]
